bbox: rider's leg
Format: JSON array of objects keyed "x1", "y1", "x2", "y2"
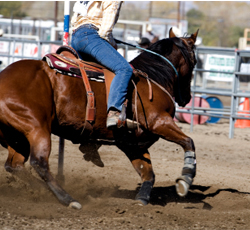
[{"x1": 71, "y1": 25, "x2": 133, "y2": 128}]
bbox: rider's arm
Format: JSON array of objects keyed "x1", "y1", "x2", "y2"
[{"x1": 98, "y1": 1, "x2": 122, "y2": 48}]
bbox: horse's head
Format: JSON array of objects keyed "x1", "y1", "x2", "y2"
[
  {"x1": 169, "y1": 28, "x2": 199, "y2": 107},
  {"x1": 130, "y1": 29, "x2": 198, "y2": 107}
]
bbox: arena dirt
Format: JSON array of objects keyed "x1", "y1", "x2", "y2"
[{"x1": 0, "y1": 119, "x2": 250, "y2": 230}]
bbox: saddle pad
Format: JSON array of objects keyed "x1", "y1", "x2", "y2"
[{"x1": 43, "y1": 54, "x2": 105, "y2": 83}]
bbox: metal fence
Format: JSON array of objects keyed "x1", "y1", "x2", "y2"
[
  {"x1": 177, "y1": 47, "x2": 250, "y2": 138},
  {"x1": 0, "y1": 37, "x2": 62, "y2": 71}
]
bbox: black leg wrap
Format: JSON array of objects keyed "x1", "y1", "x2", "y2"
[{"x1": 135, "y1": 181, "x2": 153, "y2": 205}]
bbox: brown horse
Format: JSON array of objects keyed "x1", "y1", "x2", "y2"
[{"x1": 0, "y1": 29, "x2": 198, "y2": 209}]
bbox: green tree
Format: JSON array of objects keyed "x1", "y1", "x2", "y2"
[
  {"x1": 192, "y1": 1, "x2": 250, "y2": 47},
  {"x1": 227, "y1": 26, "x2": 244, "y2": 48},
  {"x1": 120, "y1": 2, "x2": 148, "y2": 21},
  {"x1": 0, "y1": 1, "x2": 26, "y2": 18},
  {"x1": 150, "y1": 1, "x2": 178, "y2": 19},
  {"x1": 186, "y1": 9, "x2": 204, "y2": 34}
]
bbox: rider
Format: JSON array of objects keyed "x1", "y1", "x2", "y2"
[
  {"x1": 142, "y1": 24, "x2": 159, "y2": 44},
  {"x1": 138, "y1": 37, "x2": 151, "y2": 50},
  {"x1": 71, "y1": 1, "x2": 133, "y2": 129}
]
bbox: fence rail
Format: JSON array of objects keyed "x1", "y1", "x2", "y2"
[
  {"x1": 0, "y1": 37, "x2": 62, "y2": 71},
  {"x1": 180, "y1": 47, "x2": 250, "y2": 138}
]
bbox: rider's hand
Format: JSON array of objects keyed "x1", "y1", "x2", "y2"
[{"x1": 113, "y1": 43, "x2": 118, "y2": 50}]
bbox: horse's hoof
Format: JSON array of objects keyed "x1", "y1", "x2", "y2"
[
  {"x1": 5, "y1": 164, "x2": 24, "y2": 173},
  {"x1": 126, "y1": 119, "x2": 140, "y2": 130},
  {"x1": 69, "y1": 201, "x2": 82, "y2": 209},
  {"x1": 175, "y1": 175, "x2": 193, "y2": 197},
  {"x1": 135, "y1": 181, "x2": 153, "y2": 206},
  {"x1": 135, "y1": 198, "x2": 149, "y2": 206},
  {"x1": 176, "y1": 179, "x2": 190, "y2": 197}
]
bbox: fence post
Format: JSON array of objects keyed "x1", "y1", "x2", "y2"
[{"x1": 57, "y1": 0, "x2": 70, "y2": 183}]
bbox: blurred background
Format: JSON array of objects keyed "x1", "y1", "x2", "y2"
[{"x1": 0, "y1": 1, "x2": 250, "y2": 47}]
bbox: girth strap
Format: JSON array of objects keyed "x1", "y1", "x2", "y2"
[
  {"x1": 132, "y1": 68, "x2": 152, "y2": 101},
  {"x1": 77, "y1": 60, "x2": 96, "y2": 122}
]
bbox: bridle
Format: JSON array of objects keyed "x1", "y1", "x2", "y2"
[{"x1": 115, "y1": 38, "x2": 196, "y2": 106}]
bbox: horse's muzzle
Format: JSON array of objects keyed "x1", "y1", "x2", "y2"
[{"x1": 177, "y1": 94, "x2": 191, "y2": 107}]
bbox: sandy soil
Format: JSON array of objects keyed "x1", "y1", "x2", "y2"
[{"x1": 0, "y1": 118, "x2": 250, "y2": 230}]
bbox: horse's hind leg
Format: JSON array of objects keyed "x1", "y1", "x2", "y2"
[
  {"x1": 28, "y1": 128, "x2": 82, "y2": 209},
  {"x1": 118, "y1": 145, "x2": 155, "y2": 205},
  {"x1": 150, "y1": 114, "x2": 196, "y2": 197},
  {"x1": 4, "y1": 146, "x2": 48, "y2": 190},
  {"x1": 5, "y1": 146, "x2": 26, "y2": 172}
]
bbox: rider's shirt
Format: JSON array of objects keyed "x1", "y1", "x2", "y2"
[{"x1": 71, "y1": 1, "x2": 122, "y2": 47}]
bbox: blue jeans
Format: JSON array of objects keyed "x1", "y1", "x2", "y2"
[{"x1": 71, "y1": 24, "x2": 133, "y2": 112}]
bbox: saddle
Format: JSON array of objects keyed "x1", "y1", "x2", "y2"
[
  {"x1": 43, "y1": 45, "x2": 145, "y2": 130},
  {"x1": 43, "y1": 45, "x2": 115, "y2": 123}
]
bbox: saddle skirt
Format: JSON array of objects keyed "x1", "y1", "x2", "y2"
[
  {"x1": 43, "y1": 53, "x2": 106, "y2": 83},
  {"x1": 43, "y1": 45, "x2": 117, "y2": 123}
]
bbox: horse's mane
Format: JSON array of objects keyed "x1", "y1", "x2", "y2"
[{"x1": 130, "y1": 36, "x2": 194, "y2": 89}]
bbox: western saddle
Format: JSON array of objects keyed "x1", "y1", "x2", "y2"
[
  {"x1": 43, "y1": 45, "x2": 116, "y2": 123},
  {"x1": 43, "y1": 45, "x2": 145, "y2": 130}
]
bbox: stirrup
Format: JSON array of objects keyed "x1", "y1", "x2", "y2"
[
  {"x1": 117, "y1": 103, "x2": 126, "y2": 128},
  {"x1": 109, "y1": 101, "x2": 141, "y2": 130},
  {"x1": 119, "y1": 101, "x2": 141, "y2": 130},
  {"x1": 126, "y1": 119, "x2": 140, "y2": 130}
]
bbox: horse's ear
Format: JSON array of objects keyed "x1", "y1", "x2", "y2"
[
  {"x1": 188, "y1": 29, "x2": 199, "y2": 45},
  {"x1": 169, "y1": 27, "x2": 176, "y2": 38}
]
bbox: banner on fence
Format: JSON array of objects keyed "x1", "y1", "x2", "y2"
[
  {"x1": 0, "y1": 41, "x2": 60, "y2": 70},
  {"x1": 204, "y1": 54, "x2": 235, "y2": 82}
]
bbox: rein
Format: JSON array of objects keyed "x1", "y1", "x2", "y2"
[
  {"x1": 130, "y1": 68, "x2": 176, "y2": 131},
  {"x1": 114, "y1": 39, "x2": 179, "y2": 78},
  {"x1": 132, "y1": 68, "x2": 175, "y2": 107}
]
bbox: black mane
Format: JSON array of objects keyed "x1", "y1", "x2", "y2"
[{"x1": 130, "y1": 37, "x2": 194, "y2": 89}]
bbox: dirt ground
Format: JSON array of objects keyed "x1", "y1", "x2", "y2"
[{"x1": 0, "y1": 117, "x2": 250, "y2": 229}]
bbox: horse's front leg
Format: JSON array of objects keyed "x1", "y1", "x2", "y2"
[
  {"x1": 117, "y1": 144, "x2": 155, "y2": 205},
  {"x1": 150, "y1": 114, "x2": 196, "y2": 197}
]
